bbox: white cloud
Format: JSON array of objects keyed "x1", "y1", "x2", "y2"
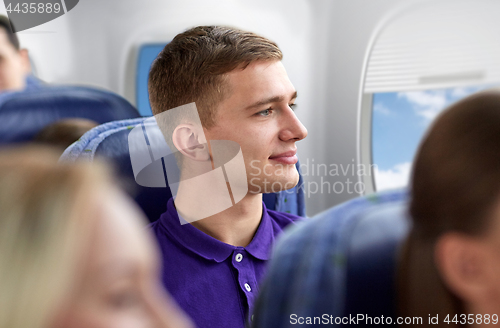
[
  {"x1": 397, "y1": 90, "x2": 448, "y2": 122},
  {"x1": 450, "y1": 86, "x2": 484, "y2": 98},
  {"x1": 374, "y1": 103, "x2": 391, "y2": 115},
  {"x1": 451, "y1": 87, "x2": 472, "y2": 98},
  {"x1": 374, "y1": 162, "x2": 412, "y2": 191}
]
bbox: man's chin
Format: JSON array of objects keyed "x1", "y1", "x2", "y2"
[{"x1": 282, "y1": 175, "x2": 300, "y2": 191}]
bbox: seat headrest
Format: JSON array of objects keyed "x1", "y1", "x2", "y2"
[
  {"x1": 253, "y1": 189, "x2": 410, "y2": 327},
  {"x1": 0, "y1": 86, "x2": 140, "y2": 144}
]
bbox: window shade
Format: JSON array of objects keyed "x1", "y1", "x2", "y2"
[{"x1": 364, "y1": 0, "x2": 500, "y2": 93}]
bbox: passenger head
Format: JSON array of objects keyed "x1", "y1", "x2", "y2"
[
  {"x1": 149, "y1": 26, "x2": 307, "y2": 193},
  {"x1": 149, "y1": 25, "x2": 283, "y2": 128},
  {"x1": 0, "y1": 16, "x2": 30, "y2": 92},
  {"x1": 34, "y1": 118, "x2": 98, "y2": 151},
  {"x1": 400, "y1": 90, "x2": 500, "y2": 322},
  {"x1": 0, "y1": 147, "x2": 193, "y2": 328}
]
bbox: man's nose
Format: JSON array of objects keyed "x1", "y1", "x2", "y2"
[{"x1": 278, "y1": 106, "x2": 308, "y2": 142}]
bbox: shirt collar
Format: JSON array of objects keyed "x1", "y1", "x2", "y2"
[
  {"x1": 244, "y1": 203, "x2": 274, "y2": 261},
  {"x1": 159, "y1": 198, "x2": 274, "y2": 262}
]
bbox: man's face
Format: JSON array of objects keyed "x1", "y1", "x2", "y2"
[
  {"x1": 0, "y1": 28, "x2": 29, "y2": 92},
  {"x1": 204, "y1": 60, "x2": 307, "y2": 194}
]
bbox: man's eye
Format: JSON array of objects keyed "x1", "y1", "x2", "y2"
[
  {"x1": 289, "y1": 103, "x2": 297, "y2": 110},
  {"x1": 257, "y1": 108, "x2": 272, "y2": 116}
]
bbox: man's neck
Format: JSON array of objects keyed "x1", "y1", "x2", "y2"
[
  {"x1": 189, "y1": 193, "x2": 263, "y2": 247},
  {"x1": 173, "y1": 157, "x2": 264, "y2": 247}
]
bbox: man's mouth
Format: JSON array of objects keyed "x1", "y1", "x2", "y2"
[{"x1": 269, "y1": 150, "x2": 298, "y2": 165}]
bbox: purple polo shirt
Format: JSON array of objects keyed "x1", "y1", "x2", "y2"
[{"x1": 150, "y1": 198, "x2": 302, "y2": 328}]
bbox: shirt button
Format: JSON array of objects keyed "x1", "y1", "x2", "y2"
[
  {"x1": 235, "y1": 253, "x2": 243, "y2": 262},
  {"x1": 244, "y1": 283, "x2": 252, "y2": 292}
]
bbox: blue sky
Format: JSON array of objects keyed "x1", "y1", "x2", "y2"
[
  {"x1": 137, "y1": 44, "x2": 167, "y2": 116},
  {"x1": 372, "y1": 84, "x2": 493, "y2": 191}
]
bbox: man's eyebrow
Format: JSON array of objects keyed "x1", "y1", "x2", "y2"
[{"x1": 245, "y1": 91, "x2": 298, "y2": 110}]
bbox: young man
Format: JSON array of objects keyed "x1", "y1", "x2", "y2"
[
  {"x1": 148, "y1": 26, "x2": 307, "y2": 328},
  {"x1": 0, "y1": 16, "x2": 33, "y2": 92}
]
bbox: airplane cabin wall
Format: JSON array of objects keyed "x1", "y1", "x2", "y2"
[{"x1": 302, "y1": 0, "x2": 414, "y2": 215}]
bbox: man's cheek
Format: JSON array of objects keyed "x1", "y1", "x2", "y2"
[{"x1": 248, "y1": 160, "x2": 262, "y2": 177}]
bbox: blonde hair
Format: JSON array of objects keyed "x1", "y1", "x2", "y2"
[{"x1": 0, "y1": 146, "x2": 111, "y2": 328}]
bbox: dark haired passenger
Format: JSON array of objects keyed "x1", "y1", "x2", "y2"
[
  {"x1": 399, "y1": 90, "x2": 500, "y2": 326},
  {"x1": 148, "y1": 26, "x2": 307, "y2": 328},
  {"x1": 0, "y1": 15, "x2": 36, "y2": 93},
  {"x1": 34, "y1": 118, "x2": 98, "y2": 152}
]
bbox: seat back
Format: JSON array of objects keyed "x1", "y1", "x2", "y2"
[
  {"x1": 0, "y1": 86, "x2": 140, "y2": 144},
  {"x1": 253, "y1": 189, "x2": 410, "y2": 327},
  {"x1": 61, "y1": 117, "x2": 306, "y2": 222}
]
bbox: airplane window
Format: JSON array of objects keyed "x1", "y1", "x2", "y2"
[
  {"x1": 372, "y1": 84, "x2": 494, "y2": 191},
  {"x1": 136, "y1": 44, "x2": 167, "y2": 116}
]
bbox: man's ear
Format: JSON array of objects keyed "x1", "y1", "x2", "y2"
[
  {"x1": 435, "y1": 233, "x2": 489, "y2": 303},
  {"x1": 19, "y1": 49, "x2": 31, "y2": 74},
  {"x1": 172, "y1": 124, "x2": 210, "y2": 161}
]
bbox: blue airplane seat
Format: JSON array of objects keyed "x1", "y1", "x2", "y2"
[
  {"x1": 61, "y1": 117, "x2": 306, "y2": 223},
  {"x1": 252, "y1": 189, "x2": 410, "y2": 328},
  {"x1": 0, "y1": 85, "x2": 140, "y2": 145}
]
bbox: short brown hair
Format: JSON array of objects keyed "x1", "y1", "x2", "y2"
[
  {"x1": 34, "y1": 118, "x2": 98, "y2": 151},
  {"x1": 148, "y1": 26, "x2": 282, "y2": 129}
]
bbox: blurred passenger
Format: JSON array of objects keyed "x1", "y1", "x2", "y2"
[
  {"x1": 33, "y1": 118, "x2": 98, "y2": 151},
  {"x1": 148, "y1": 26, "x2": 307, "y2": 328},
  {"x1": 0, "y1": 15, "x2": 35, "y2": 93},
  {"x1": 0, "y1": 146, "x2": 193, "y2": 328},
  {"x1": 399, "y1": 90, "x2": 500, "y2": 326}
]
